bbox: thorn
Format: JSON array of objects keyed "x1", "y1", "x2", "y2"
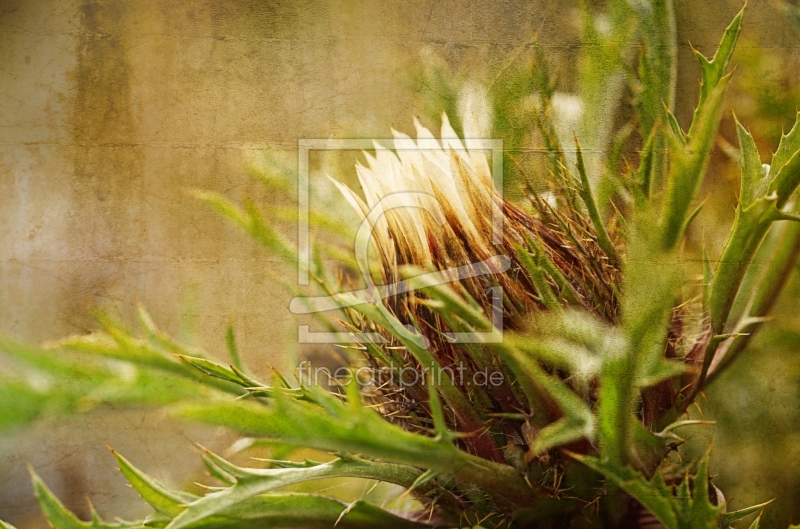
[
  {"x1": 334, "y1": 502, "x2": 357, "y2": 527},
  {"x1": 194, "y1": 481, "x2": 216, "y2": 490}
]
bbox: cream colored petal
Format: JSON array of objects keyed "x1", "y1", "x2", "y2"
[
  {"x1": 355, "y1": 161, "x2": 379, "y2": 209},
  {"x1": 413, "y1": 116, "x2": 442, "y2": 151},
  {"x1": 328, "y1": 175, "x2": 368, "y2": 219},
  {"x1": 447, "y1": 151, "x2": 491, "y2": 254},
  {"x1": 440, "y1": 112, "x2": 468, "y2": 157},
  {"x1": 392, "y1": 128, "x2": 431, "y2": 192},
  {"x1": 329, "y1": 174, "x2": 391, "y2": 269}
]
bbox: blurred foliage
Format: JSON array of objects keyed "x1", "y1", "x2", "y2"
[{"x1": 3, "y1": 1, "x2": 800, "y2": 528}]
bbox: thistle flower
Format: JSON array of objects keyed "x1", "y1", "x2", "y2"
[
  {"x1": 333, "y1": 111, "x2": 620, "y2": 314},
  {"x1": 326, "y1": 112, "x2": 622, "y2": 464}
]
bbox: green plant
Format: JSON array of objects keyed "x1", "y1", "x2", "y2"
[{"x1": 3, "y1": 2, "x2": 800, "y2": 528}]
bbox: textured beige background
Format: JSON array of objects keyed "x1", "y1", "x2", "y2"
[{"x1": 0, "y1": 0, "x2": 793, "y2": 527}]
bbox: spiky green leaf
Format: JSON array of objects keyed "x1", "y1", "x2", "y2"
[
  {"x1": 31, "y1": 469, "x2": 146, "y2": 529},
  {"x1": 691, "y1": 7, "x2": 743, "y2": 123},
  {"x1": 112, "y1": 450, "x2": 197, "y2": 517},
  {"x1": 768, "y1": 110, "x2": 800, "y2": 180},
  {"x1": 492, "y1": 342, "x2": 595, "y2": 454},
  {"x1": 180, "y1": 493, "x2": 436, "y2": 529},
  {"x1": 735, "y1": 120, "x2": 767, "y2": 209},
  {"x1": 172, "y1": 388, "x2": 537, "y2": 507},
  {"x1": 573, "y1": 453, "x2": 724, "y2": 529},
  {"x1": 573, "y1": 136, "x2": 620, "y2": 266},
  {"x1": 719, "y1": 499, "x2": 773, "y2": 528},
  {"x1": 661, "y1": 7, "x2": 743, "y2": 248},
  {"x1": 166, "y1": 452, "x2": 424, "y2": 529}
]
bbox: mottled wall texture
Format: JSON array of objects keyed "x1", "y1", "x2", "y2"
[{"x1": 1, "y1": 0, "x2": 797, "y2": 527}]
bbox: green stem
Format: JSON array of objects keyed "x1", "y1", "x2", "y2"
[
  {"x1": 708, "y1": 211, "x2": 772, "y2": 335},
  {"x1": 598, "y1": 355, "x2": 634, "y2": 467},
  {"x1": 708, "y1": 218, "x2": 800, "y2": 383}
]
